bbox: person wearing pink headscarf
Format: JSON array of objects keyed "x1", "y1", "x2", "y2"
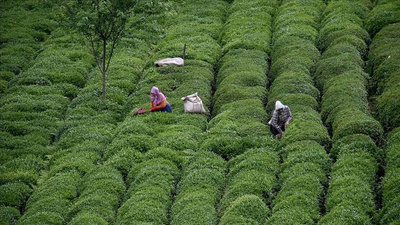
[{"x1": 150, "y1": 86, "x2": 172, "y2": 113}]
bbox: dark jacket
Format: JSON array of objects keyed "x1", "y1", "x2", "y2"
[{"x1": 270, "y1": 106, "x2": 292, "y2": 134}]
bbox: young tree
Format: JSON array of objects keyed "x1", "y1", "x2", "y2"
[{"x1": 64, "y1": 0, "x2": 135, "y2": 99}]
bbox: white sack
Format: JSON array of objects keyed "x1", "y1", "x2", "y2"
[
  {"x1": 181, "y1": 92, "x2": 206, "y2": 114},
  {"x1": 154, "y1": 57, "x2": 184, "y2": 67}
]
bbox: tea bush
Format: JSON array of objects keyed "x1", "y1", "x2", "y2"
[
  {"x1": 272, "y1": 36, "x2": 320, "y2": 62},
  {"x1": 26, "y1": 172, "x2": 79, "y2": 208},
  {"x1": 368, "y1": 23, "x2": 400, "y2": 131},
  {"x1": 0, "y1": 23, "x2": 95, "y2": 219},
  {"x1": 365, "y1": 1, "x2": 400, "y2": 37},
  {"x1": 220, "y1": 195, "x2": 270, "y2": 225},
  {"x1": 317, "y1": 1, "x2": 382, "y2": 223},
  {"x1": 17, "y1": 212, "x2": 64, "y2": 225},
  {"x1": 271, "y1": 175, "x2": 323, "y2": 223},
  {"x1": 117, "y1": 157, "x2": 180, "y2": 224},
  {"x1": 269, "y1": 72, "x2": 320, "y2": 100},
  {"x1": 267, "y1": 0, "x2": 329, "y2": 223},
  {"x1": 3, "y1": 1, "x2": 173, "y2": 224},
  {"x1": 222, "y1": 0, "x2": 274, "y2": 54},
  {"x1": 316, "y1": 0, "x2": 383, "y2": 145},
  {"x1": 23, "y1": 197, "x2": 71, "y2": 220},
  {"x1": 3, "y1": 0, "x2": 400, "y2": 223},
  {"x1": 109, "y1": 1, "x2": 228, "y2": 222},
  {"x1": 171, "y1": 151, "x2": 226, "y2": 225},
  {"x1": 68, "y1": 192, "x2": 118, "y2": 224},
  {"x1": 206, "y1": 50, "x2": 271, "y2": 158},
  {"x1": 20, "y1": 173, "x2": 77, "y2": 224},
  {"x1": 325, "y1": 176, "x2": 375, "y2": 215},
  {"x1": 0, "y1": 182, "x2": 32, "y2": 208},
  {"x1": 281, "y1": 147, "x2": 330, "y2": 174},
  {"x1": 69, "y1": 213, "x2": 108, "y2": 225},
  {"x1": 219, "y1": 148, "x2": 277, "y2": 219},
  {"x1": 0, "y1": 155, "x2": 46, "y2": 186},
  {"x1": 0, "y1": 2, "x2": 57, "y2": 88},
  {"x1": 49, "y1": 151, "x2": 99, "y2": 177},
  {"x1": 272, "y1": 193, "x2": 320, "y2": 221},
  {"x1": 331, "y1": 134, "x2": 382, "y2": 162},
  {"x1": 0, "y1": 206, "x2": 20, "y2": 225},
  {"x1": 79, "y1": 167, "x2": 125, "y2": 196},
  {"x1": 320, "y1": 73, "x2": 368, "y2": 123},
  {"x1": 379, "y1": 129, "x2": 400, "y2": 223},
  {"x1": 279, "y1": 114, "x2": 330, "y2": 148},
  {"x1": 331, "y1": 107, "x2": 383, "y2": 141},
  {"x1": 195, "y1": 0, "x2": 276, "y2": 165},
  {"x1": 314, "y1": 55, "x2": 367, "y2": 91},
  {"x1": 318, "y1": 202, "x2": 371, "y2": 225}
]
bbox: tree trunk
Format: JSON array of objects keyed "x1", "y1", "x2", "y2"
[{"x1": 102, "y1": 39, "x2": 107, "y2": 99}]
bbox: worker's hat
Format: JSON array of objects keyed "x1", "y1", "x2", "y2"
[{"x1": 275, "y1": 101, "x2": 284, "y2": 110}]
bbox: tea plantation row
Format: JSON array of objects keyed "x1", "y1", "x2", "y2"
[
  {"x1": 316, "y1": 0, "x2": 384, "y2": 224},
  {"x1": 266, "y1": 0, "x2": 331, "y2": 224},
  {"x1": 0, "y1": 0, "x2": 58, "y2": 93},
  {"x1": 114, "y1": 0, "x2": 226, "y2": 223},
  {"x1": 0, "y1": 1, "x2": 95, "y2": 220},
  {"x1": 367, "y1": 0, "x2": 400, "y2": 223},
  {"x1": 1, "y1": 1, "x2": 169, "y2": 224},
  {"x1": 213, "y1": 0, "x2": 278, "y2": 224},
  {"x1": 1, "y1": 0, "x2": 400, "y2": 224}
]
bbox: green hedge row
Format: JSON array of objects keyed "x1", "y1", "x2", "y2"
[
  {"x1": 320, "y1": 133, "x2": 382, "y2": 223},
  {"x1": 220, "y1": 195, "x2": 270, "y2": 225},
  {"x1": 367, "y1": 8, "x2": 400, "y2": 223},
  {"x1": 0, "y1": 25, "x2": 95, "y2": 223},
  {"x1": 115, "y1": 0, "x2": 225, "y2": 166},
  {"x1": 221, "y1": 0, "x2": 278, "y2": 54},
  {"x1": 365, "y1": 0, "x2": 400, "y2": 37},
  {"x1": 170, "y1": 151, "x2": 226, "y2": 225},
  {"x1": 266, "y1": 1, "x2": 331, "y2": 224},
  {"x1": 111, "y1": 1, "x2": 226, "y2": 224},
  {"x1": 125, "y1": 0, "x2": 226, "y2": 116},
  {"x1": 219, "y1": 148, "x2": 278, "y2": 224},
  {"x1": 16, "y1": 172, "x2": 80, "y2": 225},
  {"x1": 202, "y1": 50, "x2": 276, "y2": 159},
  {"x1": 65, "y1": 8, "x2": 175, "y2": 225},
  {"x1": 0, "y1": 206, "x2": 20, "y2": 225},
  {"x1": 0, "y1": 28, "x2": 94, "y2": 154},
  {"x1": 379, "y1": 128, "x2": 400, "y2": 224},
  {"x1": 17, "y1": 8, "x2": 166, "y2": 225},
  {"x1": 201, "y1": 0, "x2": 276, "y2": 160},
  {"x1": 367, "y1": 11, "x2": 400, "y2": 224},
  {"x1": 114, "y1": 1, "x2": 226, "y2": 224},
  {"x1": 116, "y1": 151, "x2": 181, "y2": 225},
  {"x1": 103, "y1": 112, "x2": 207, "y2": 161},
  {"x1": 67, "y1": 166, "x2": 125, "y2": 224},
  {"x1": 0, "y1": 0, "x2": 58, "y2": 93},
  {"x1": 319, "y1": 149, "x2": 377, "y2": 224},
  {"x1": 368, "y1": 23, "x2": 400, "y2": 131},
  {"x1": 315, "y1": 0, "x2": 383, "y2": 143},
  {"x1": 317, "y1": 1, "x2": 381, "y2": 224}
]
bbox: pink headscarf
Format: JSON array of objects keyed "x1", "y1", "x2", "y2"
[{"x1": 151, "y1": 86, "x2": 166, "y2": 107}]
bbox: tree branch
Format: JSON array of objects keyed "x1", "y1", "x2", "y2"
[
  {"x1": 105, "y1": 20, "x2": 126, "y2": 73},
  {"x1": 87, "y1": 34, "x2": 103, "y2": 74}
]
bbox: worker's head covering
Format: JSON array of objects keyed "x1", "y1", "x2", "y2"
[
  {"x1": 275, "y1": 100, "x2": 285, "y2": 110},
  {"x1": 151, "y1": 86, "x2": 166, "y2": 106}
]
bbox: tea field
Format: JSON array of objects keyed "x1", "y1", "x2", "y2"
[{"x1": 1, "y1": 0, "x2": 400, "y2": 224}]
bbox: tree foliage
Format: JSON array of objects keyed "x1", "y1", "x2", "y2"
[{"x1": 63, "y1": 0, "x2": 136, "y2": 99}]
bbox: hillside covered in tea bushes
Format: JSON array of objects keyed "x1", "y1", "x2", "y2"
[{"x1": 1, "y1": 0, "x2": 400, "y2": 224}]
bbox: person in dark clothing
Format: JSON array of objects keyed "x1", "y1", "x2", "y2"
[{"x1": 268, "y1": 100, "x2": 292, "y2": 138}]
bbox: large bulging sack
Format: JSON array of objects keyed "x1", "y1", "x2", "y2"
[
  {"x1": 154, "y1": 57, "x2": 184, "y2": 67},
  {"x1": 181, "y1": 93, "x2": 206, "y2": 114}
]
